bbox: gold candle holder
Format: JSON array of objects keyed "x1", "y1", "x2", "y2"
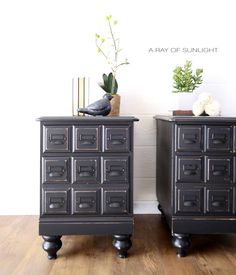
[{"x1": 72, "y1": 77, "x2": 90, "y2": 116}]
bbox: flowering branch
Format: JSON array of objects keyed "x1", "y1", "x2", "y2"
[{"x1": 95, "y1": 15, "x2": 129, "y2": 94}]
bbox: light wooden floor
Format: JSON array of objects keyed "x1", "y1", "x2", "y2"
[{"x1": 1, "y1": 215, "x2": 236, "y2": 275}]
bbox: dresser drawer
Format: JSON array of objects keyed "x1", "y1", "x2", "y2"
[
  {"x1": 206, "y1": 157, "x2": 233, "y2": 184},
  {"x1": 176, "y1": 156, "x2": 203, "y2": 183},
  {"x1": 175, "y1": 188, "x2": 203, "y2": 214},
  {"x1": 73, "y1": 126, "x2": 101, "y2": 151},
  {"x1": 43, "y1": 126, "x2": 70, "y2": 153},
  {"x1": 42, "y1": 157, "x2": 71, "y2": 184},
  {"x1": 72, "y1": 157, "x2": 100, "y2": 184},
  {"x1": 206, "y1": 126, "x2": 232, "y2": 152},
  {"x1": 176, "y1": 125, "x2": 203, "y2": 152},
  {"x1": 104, "y1": 126, "x2": 130, "y2": 152},
  {"x1": 206, "y1": 188, "x2": 233, "y2": 214},
  {"x1": 72, "y1": 188, "x2": 100, "y2": 215},
  {"x1": 43, "y1": 188, "x2": 70, "y2": 215},
  {"x1": 103, "y1": 188, "x2": 129, "y2": 214},
  {"x1": 103, "y1": 157, "x2": 129, "y2": 184}
]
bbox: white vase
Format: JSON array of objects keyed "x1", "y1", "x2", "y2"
[{"x1": 171, "y1": 92, "x2": 198, "y2": 110}]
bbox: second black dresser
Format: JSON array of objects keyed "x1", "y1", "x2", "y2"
[{"x1": 155, "y1": 115, "x2": 236, "y2": 256}]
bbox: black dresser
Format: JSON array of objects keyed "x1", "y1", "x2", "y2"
[
  {"x1": 38, "y1": 116, "x2": 138, "y2": 259},
  {"x1": 155, "y1": 115, "x2": 236, "y2": 257}
]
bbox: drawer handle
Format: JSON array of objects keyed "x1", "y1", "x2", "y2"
[
  {"x1": 212, "y1": 138, "x2": 226, "y2": 145},
  {"x1": 212, "y1": 170, "x2": 225, "y2": 176},
  {"x1": 183, "y1": 201, "x2": 196, "y2": 207},
  {"x1": 49, "y1": 203, "x2": 63, "y2": 209},
  {"x1": 108, "y1": 170, "x2": 124, "y2": 176},
  {"x1": 212, "y1": 201, "x2": 224, "y2": 207},
  {"x1": 78, "y1": 202, "x2": 93, "y2": 209},
  {"x1": 110, "y1": 138, "x2": 126, "y2": 145},
  {"x1": 78, "y1": 171, "x2": 94, "y2": 177},
  {"x1": 108, "y1": 134, "x2": 127, "y2": 145},
  {"x1": 49, "y1": 134, "x2": 66, "y2": 145},
  {"x1": 108, "y1": 202, "x2": 121, "y2": 208},
  {"x1": 183, "y1": 170, "x2": 197, "y2": 176},
  {"x1": 79, "y1": 134, "x2": 96, "y2": 145},
  {"x1": 48, "y1": 172, "x2": 64, "y2": 177},
  {"x1": 184, "y1": 138, "x2": 197, "y2": 144}
]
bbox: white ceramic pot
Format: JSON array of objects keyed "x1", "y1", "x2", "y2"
[{"x1": 172, "y1": 92, "x2": 198, "y2": 110}]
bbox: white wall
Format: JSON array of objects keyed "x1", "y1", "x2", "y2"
[{"x1": 0, "y1": 0, "x2": 236, "y2": 214}]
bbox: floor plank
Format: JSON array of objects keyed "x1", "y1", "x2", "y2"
[{"x1": 1, "y1": 215, "x2": 236, "y2": 275}]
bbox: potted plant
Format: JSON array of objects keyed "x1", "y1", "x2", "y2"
[
  {"x1": 95, "y1": 15, "x2": 129, "y2": 116},
  {"x1": 172, "y1": 60, "x2": 203, "y2": 113}
]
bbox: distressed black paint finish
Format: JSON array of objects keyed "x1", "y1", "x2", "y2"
[
  {"x1": 155, "y1": 115, "x2": 236, "y2": 256},
  {"x1": 38, "y1": 116, "x2": 138, "y2": 259}
]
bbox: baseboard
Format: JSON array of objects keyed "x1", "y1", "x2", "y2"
[{"x1": 134, "y1": 200, "x2": 160, "y2": 214}]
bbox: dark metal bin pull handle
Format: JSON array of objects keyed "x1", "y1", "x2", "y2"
[
  {"x1": 212, "y1": 201, "x2": 224, "y2": 207},
  {"x1": 78, "y1": 171, "x2": 94, "y2": 177},
  {"x1": 79, "y1": 134, "x2": 96, "y2": 145},
  {"x1": 49, "y1": 134, "x2": 66, "y2": 145},
  {"x1": 109, "y1": 202, "x2": 121, "y2": 208},
  {"x1": 184, "y1": 138, "x2": 197, "y2": 144},
  {"x1": 109, "y1": 170, "x2": 124, "y2": 176},
  {"x1": 49, "y1": 172, "x2": 64, "y2": 177},
  {"x1": 108, "y1": 135, "x2": 127, "y2": 145},
  {"x1": 183, "y1": 201, "x2": 196, "y2": 207},
  {"x1": 212, "y1": 138, "x2": 226, "y2": 145},
  {"x1": 49, "y1": 203, "x2": 63, "y2": 209},
  {"x1": 183, "y1": 170, "x2": 197, "y2": 176},
  {"x1": 212, "y1": 170, "x2": 225, "y2": 176},
  {"x1": 78, "y1": 202, "x2": 93, "y2": 209}
]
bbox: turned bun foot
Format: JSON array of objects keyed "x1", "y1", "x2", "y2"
[
  {"x1": 42, "y1": 235, "x2": 62, "y2": 260},
  {"x1": 112, "y1": 234, "x2": 132, "y2": 258},
  {"x1": 172, "y1": 233, "x2": 190, "y2": 257}
]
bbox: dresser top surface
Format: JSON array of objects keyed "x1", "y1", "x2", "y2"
[
  {"x1": 37, "y1": 116, "x2": 139, "y2": 122},
  {"x1": 154, "y1": 114, "x2": 236, "y2": 122}
]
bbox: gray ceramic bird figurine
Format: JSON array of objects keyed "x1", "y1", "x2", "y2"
[{"x1": 78, "y1": 94, "x2": 113, "y2": 116}]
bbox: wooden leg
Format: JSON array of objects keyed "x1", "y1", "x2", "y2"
[
  {"x1": 172, "y1": 233, "x2": 190, "y2": 257},
  {"x1": 42, "y1": 235, "x2": 62, "y2": 260},
  {"x1": 112, "y1": 234, "x2": 132, "y2": 258}
]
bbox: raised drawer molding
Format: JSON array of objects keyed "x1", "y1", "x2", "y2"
[
  {"x1": 155, "y1": 115, "x2": 236, "y2": 257},
  {"x1": 38, "y1": 116, "x2": 138, "y2": 259}
]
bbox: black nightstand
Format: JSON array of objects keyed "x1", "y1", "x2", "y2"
[
  {"x1": 38, "y1": 116, "x2": 138, "y2": 259},
  {"x1": 155, "y1": 115, "x2": 236, "y2": 257}
]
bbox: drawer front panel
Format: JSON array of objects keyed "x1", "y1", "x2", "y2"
[
  {"x1": 206, "y1": 126, "x2": 232, "y2": 152},
  {"x1": 206, "y1": 188, "x2": 233, "y2": 214},
  {"x1": 175, "y1": 188, "x2": 203, "y2": 214},
  {"x1": 176, "y1": 156, "x2": 203, "y2": 183},
  {"x1": 206, "y1": 157, "x2": 233, "y2": 184},
  {"x1": 43, "y1": 189, "x2": 70, "y2": 215},
  {"x1": 72, "y1": 189, "x2": 100, "y2": 215},
  {"x1": 103, "y1": 157, "x2": 129, "y2": 183},
  {"x1": 43, "y1": 126, "x2": 70, "y2": 152},
  {"x1": 103, "y1": 188, "x2": 129, "y2": 214},
  {"x1": 73, "y1": 157, "x2": 100, "y2": 184},
  {"x1": 73, "y1": 126, "x2": 100, "y2": 151},
  {"x1": 176, "y1": 125, "x2": 202, "y2": 152},
  {"x1": 104, "y1": 126, "x2": 130, "y2": 152},
  {"x1": 42, "y1": 157, "x2": 71, "y2": 184}
]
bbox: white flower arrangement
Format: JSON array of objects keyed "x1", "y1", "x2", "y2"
[{"x1": 192, "y1": 93, "x2": 221, "y2": 116}]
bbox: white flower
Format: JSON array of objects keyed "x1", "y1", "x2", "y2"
[
  {"x1": 192, "y1": 100, "x2": 205, "y2": 116},
  {"x1": 205, "y1": 100, "x2": 221, "y2": 116},
  {"x1": 198, "y1": 92, "x2": 214, "y2": 105}
]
